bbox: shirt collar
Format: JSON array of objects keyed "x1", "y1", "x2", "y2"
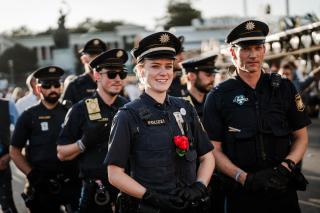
[{"x1": 140, "y1": 92, "x2": 171, "y2": 109}]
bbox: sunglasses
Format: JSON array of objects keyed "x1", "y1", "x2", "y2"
[
  {"x1": 41, "y1": 82, "x2": 61, "y2": 89},
  {"x1": 100, "y1": 71, "x2": 128, "y2": 80}
]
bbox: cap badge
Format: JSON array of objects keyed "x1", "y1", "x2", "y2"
[
  {"x1": 116, "y1": 50, "x2": 124, "y2": 58},
  {"x1": 49, "y1": 67, "x2": 56, "y2": 72},
  {"x1": 245, "y1": 21, "x2": 255, "y2": 31},
  {"x1": 159, "y1": 33, "x2": 170, "y2": 44},
  {"x1": 93, "y1": 39, "x2": 100, "y2": 46}
]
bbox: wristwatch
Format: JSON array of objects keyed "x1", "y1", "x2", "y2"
[{"x1": 282, "y1": 159, "x2": 296, "y2": 170}]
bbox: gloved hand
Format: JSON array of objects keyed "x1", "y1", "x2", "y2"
[
  {"x1": 244, "y1": 168, "x2": 273, "y2": 193},
  {"x1": 27, "y1": 169, "x2": 45, "y2": 188},
  {"x1": 266, "y1": 164, "x2": 292, "y2": 193},
  {"x1": 81, "y1": 121, "x2": 107, "y2": 150},
  {"x1": 176, "y1": 181, "x2": 208, "y2": 202},
  {"x1": 142, "y1": 188, "x2": 187, "y2": 211}
]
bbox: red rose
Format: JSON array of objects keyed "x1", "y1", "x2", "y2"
[{"x1": 173, "y1": 135, "x2": 189, "y2": 150}]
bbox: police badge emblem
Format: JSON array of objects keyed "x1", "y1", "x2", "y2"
[
  {"x1": 295, "y1": 94, "x2": 305, "y2": 111},
  {"x1": 233, "y1": 95, "x2": 249, "y2": 105}
]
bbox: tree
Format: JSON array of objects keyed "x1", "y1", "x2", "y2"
[
  {"x1": 0, "y1": 44, "x2": 37, "y2": 85},
  {"x1": 164, "y1": 0, "x2": 202, "y2": 30},
  {"x1": 9, "y1": 26, "x2": 34, "y2": 37}
]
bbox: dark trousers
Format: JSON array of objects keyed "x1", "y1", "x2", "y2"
[
  {"x1": 25, "y1": 177, "x2": 81, "y2": 213},
  {"x1": 79, "y1": 179, "x2": 113, "y2": 213},
  {"x1": 0, "y1": 166, "x2": 17, "y2": 213},
  {"x1": 225, "y1": 189, "x2": 300, "y2": 213}
]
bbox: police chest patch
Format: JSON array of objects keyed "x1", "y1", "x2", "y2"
[
  {"x1": 146, "y1": 119, "x2": 165, "y2": 126},
  {"x1": 295, "y1": 94, "x2": 305, "y2": 111},
  {"x1": 40, "y1": 122, "x2": 49, "y2": 131},
  {"x1": 233, "y1": 95, "x2": 249, "y2": 105}
]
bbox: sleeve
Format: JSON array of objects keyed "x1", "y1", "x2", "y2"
[
  {"x1": 188, "y1": 102, "x2": 214, "y2": 157},
  {"x1": 104, "y1": 110, "x2": 132, "y2": 168},
  {"x1": 10, "y1": 111, "x2": 32, "y2": 148},
  {"x1": 58, "y1": 103, "x2": 85, "y2": 145},
  {"x1": 286, "y1": 82, "x2": 311, "y2": 131},
  {"x1": 203, "y1": 91, "x2": 225, "y2": 142},
  {"x1": 8, "y1": 100, "x2": 19, "y2": 125}
]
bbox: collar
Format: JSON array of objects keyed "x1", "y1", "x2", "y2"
[
  {"x1": 94, "y1": 91, "x2": 124, "y2": 109},
  {"x1": 235, "y1": 71, "x2": 265, "y2": 91},
  {"x1": 140, "y1": 92, "x2": 171, "y2": 109}
]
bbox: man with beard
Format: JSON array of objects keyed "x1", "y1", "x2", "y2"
[
  {"x1": 56, "y1": 49, "x2": 128, "y2": 213},
  {"x1": 10, "y1": 66, "x2": 81, "y2": 213},
  {"x1": 181, "y1": 54, "x2": 218, "y2": 121},
  {"x1": 62, "y1": 38, "x2": 107, "y2": 105}
]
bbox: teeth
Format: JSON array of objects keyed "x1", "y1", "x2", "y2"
[{"x1": 157, "y1": 80, "x2": 167, "y2": 82}]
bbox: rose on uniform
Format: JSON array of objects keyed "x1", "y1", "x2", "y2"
[{"x1": 173, "y1": 135, "x2": 189, "y2": 157}]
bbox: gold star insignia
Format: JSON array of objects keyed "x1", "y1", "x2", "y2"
[
  {"x1": 159, "y1": 33, "x2": 170, "y2": 44},
  {"x1": 49, "y1": 67, "x2": 56, "y2": 72},
  {"x1": 116, "y1": 50, "x2": 123, "y2": 58},
  {"x1": 245, "y1": 21, "x2": 255, "y2": 31},
  {"x1": 93, "y1": 39, "x2": 100, "y2": 45}
]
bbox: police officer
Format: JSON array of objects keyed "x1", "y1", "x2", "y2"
[
  {"x1": 181, "y1": 54, "x2": 217, "y2": 120},
  {"x1": 168, "y1": 35, "x2": 187, "y2": 97},
  {"x1": 106, "y1": 32, "x2": 215, "y2": 213},
  {"x1": 203, "y1": 20, "x2": 310, "y2": 213},
  {"x1": 62, "y1": 38, "x2": 107, "y2": 104},
  {"x1": 57, "y1": 49, "x2": 129, "y2": 213},
  {"x1": 10, "y1": 66, "x2": 81, "y2": 213},
  {"x1": 0, "y1": 99, "x2": 18, "y2": 213}
]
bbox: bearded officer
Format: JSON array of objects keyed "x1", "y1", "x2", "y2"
[{"x1": 10, "y1": 66, "x2": 81, "y2": 213}]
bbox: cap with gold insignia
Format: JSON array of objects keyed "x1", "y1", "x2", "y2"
[
  {"x1": 226, "y1": 20, "x2": 269, "y2": 47},
  {"x1": 33, "y1": 66, "x2": 64, "y2": 82},
  {"x1": 79, "y1": 38, "x2": 107, "y2": 55},
  {"x1": 89, "y1": 49, "x2": 128, "y2": 71},
  {"x1": 131, "y1": 32, "x2": 181, "y2": 63},
  {"x1": 182, "y1": 54, "x2": 218, "y2": 73}
]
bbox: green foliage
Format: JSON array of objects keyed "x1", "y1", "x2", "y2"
[
  {"x1": 164, "y1": 0, "x2": 202, "y2": 30},
  {"x1": 0, "y1": 44, "x2": 37, "y2": 84}
]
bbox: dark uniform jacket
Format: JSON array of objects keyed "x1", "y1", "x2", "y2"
[
  {"x1": 0, "y1": 99, "x2": 10, "y2": 157},
  {"x1": 105, "y1": 93, "x2": 213, "y2": 193},
  {"x1": 11, "y1": 102, "x2": 77, "y2": 176},
  {"x1": 59, "y1": 92, "x2": 128, "y2": 179},
  {"x1": 62, "y1": 73, "x2": 96, "y2": 105},
  {"x1": 203, "y1": 73, "x2": 311, "y2": 172}
]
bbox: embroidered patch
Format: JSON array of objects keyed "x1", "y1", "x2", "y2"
[
  {"x1": 233, "y1": 95, "x2": 249, "y2": 105},
  {"x1": 295, "y1": 94, "x2": 305, "y2": 111},
  {"x1": 40, "y1": 122, "x2": 49, "y2": 131},
  {"x1": 146, "y1": 119, "x2": 166, "y2": 126}
]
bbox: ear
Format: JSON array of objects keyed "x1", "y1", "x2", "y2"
[
  {"x1": 35, "y1": 84, "x2": 42, "y2": 95},
  {"x1": 80, "y1": 54, "x2": 90, "y2": 64},
  {"x1": 93, "y1": 70, "x2": 100, "y2": 81},
  {"x1": 187, "y1": 72, "x2": 196, "y2": 82},
  {"x1": 230, "y1": 47, "x2": 237, "y2": 60}
]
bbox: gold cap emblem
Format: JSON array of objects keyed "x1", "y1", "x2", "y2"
[
  {"x1": 116, "y1": 50, "x2": 124, "y2": 58},
  {"x1": 159, "y1": 33, "x2": 170, "y2": 44},
  {"x1": 93, "y1": 39, "x2": 100, "y2": 45},
  {"x1": 245, "y1": 21, "x2": 255, "y2": 31},
  {"x1": 48, "y1": 67, "x2": 56, "y2": 72}
]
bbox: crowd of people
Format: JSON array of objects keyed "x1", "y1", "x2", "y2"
[{"x1": 0, "y1": 19, "x2": 317, "y2": 213}]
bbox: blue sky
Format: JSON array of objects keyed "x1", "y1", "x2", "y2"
[{"x1": 1, "y1": 0, "x2": 319, "y2": 33}]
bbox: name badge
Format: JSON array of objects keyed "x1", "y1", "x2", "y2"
[
  {"x1": 146, "y1": 119, "x2": 166, "y2": 126},
  {"x1": 173, "y1": 112, "x2": 185, "y2": 135},
  {"x1": 85, "y1": 98, "x2": 102, "y2": 120}
]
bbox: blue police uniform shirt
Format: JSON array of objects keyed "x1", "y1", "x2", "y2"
[
  {"x1": 11, "y1": 101, "x2": 77, "y2": 173},
  {"x1": 62, "y1": 73, "x2": 97, "y2": 105},
  {"x1": 58, "y1": 92, "x2": 128, "y2": 178},
  {"x1": 105, "y1": 93, "x2": 213, "y2": 191}
]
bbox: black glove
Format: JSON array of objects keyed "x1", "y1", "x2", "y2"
[
  {"x1": 27, "y1": 169, "x2": 45, "y2": 188},
  {"x1": 266, "y1": 164, "x2": 292, "y2": 193},
  {"x1": 142, "y1": 189, "x2": 187, "y2": 211},
  {"x1": 290, "y1": 169, "x2": 308, "y2": 191},
  {"x1": 81, "y1": 121, "x2": 107, "y2": 150},
  {"x1": 176, "y1": 181, "x2": 208, "y2": 202},
  {"x1": 244, "y1": 168, "x2": 273, "y2": 193}
]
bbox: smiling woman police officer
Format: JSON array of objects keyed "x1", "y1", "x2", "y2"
[{"x1": 105, "y1": 32, "x2": 214, "y2": 213}]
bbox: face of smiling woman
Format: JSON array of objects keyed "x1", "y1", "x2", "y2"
[{"x1": 137, "y1": 58, "x2": 174, "y2": 97}]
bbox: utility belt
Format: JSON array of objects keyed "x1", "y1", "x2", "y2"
[
  {"x1": 83, "y1": 178, "x2": 111, "y2": 206},
  {"x1": 116, "y1": 192, "x2": 210, "y2": 213}
]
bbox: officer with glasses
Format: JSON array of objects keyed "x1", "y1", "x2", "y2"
[
  {"x1": 10, "y1": 66, "x2": 81, "y2": 213},
  {"x1": 57, "y1": 49, "x2": 129, "y2": 213}
]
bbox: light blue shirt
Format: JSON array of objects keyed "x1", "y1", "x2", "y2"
[{"x1": 8, "y1": 100, "x2": 18, "y2": 125}]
